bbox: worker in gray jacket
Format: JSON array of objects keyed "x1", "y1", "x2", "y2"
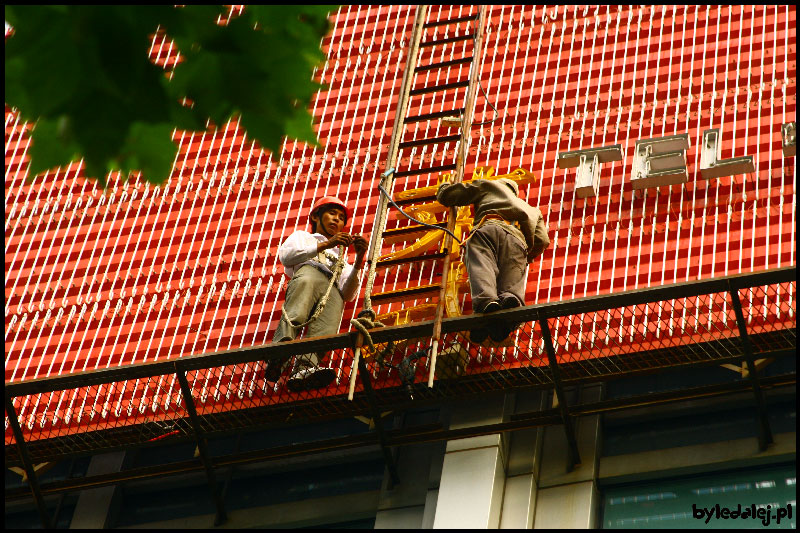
[{"x1": 437, "y1": 177, "x2": 550, "y2": 342}]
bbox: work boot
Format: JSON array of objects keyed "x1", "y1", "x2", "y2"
[
  {"x1": 470, "y1": 301, "x2": 500, "y2": 343},
  {"x1": 478, "y1": 301, "x2": 501, "y2": 314},
  {"x1": 488, "y1": 321, "x2": 516, "y2": 343},
  {"x1": 264, "y1": 354, "x2": 291, "y2": 382},
  {"x1": 499, "y1": 294, "x2": 522, "y2": 309},
  {"x1": 286, "y1": 366, "x2": 337, "y2": 392},
  {"x1": 469, "y1": 327, "x2": 489, "y2": 344},
  {"x1": 488, "y1": 295, "x2": 523, "y2": 341}
]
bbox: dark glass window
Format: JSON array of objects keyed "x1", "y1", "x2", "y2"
[{"x1": 602, "y1": 463, "x2": 796, "y2": 529}]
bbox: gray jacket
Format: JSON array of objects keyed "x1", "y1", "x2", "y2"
[{"x1": 436, "y1": 178, "x2": 550, "y2": 262}]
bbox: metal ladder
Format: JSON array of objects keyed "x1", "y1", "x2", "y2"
[{"x1": 349, "y1": 5, "x2": 489, "y2": 399}]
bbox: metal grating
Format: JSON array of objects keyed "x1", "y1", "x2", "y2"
[{"x1": 5, "y1": 268, "x2": 795, "y2": 466}]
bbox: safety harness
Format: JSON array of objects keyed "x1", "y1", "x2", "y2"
[{"x1": 281, "y1": 245, "x2": 347, "y2": 329}]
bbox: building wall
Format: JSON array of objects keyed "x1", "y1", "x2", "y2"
[
  {"x1": 4, "y1": 5, "x2": 796, "y2": 462},
  {"x1": 5, "y1": 379, "x2": 795, "y2": 529}
]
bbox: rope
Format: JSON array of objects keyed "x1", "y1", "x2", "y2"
[
  {"x1": 356, "y1": 168, "x2": 456, "y2": 394},
  {"x1": 362, "y1": 168, "x2": 398, "y2": 313},
  {"x1": 350, "y1": 309, "x2": 394, "y2": 367},
  {"x1": 351, "y1": 309, "x2": 427, "y2": 399},
  {"x1": 281, "y1": 245, "x2": 346, "y2": 329},
  {"x1": 363, "y1": 168, "x2": 460, "y2": 313},
  {"x1": 378, "y1": 184, "x2": 462, "y2": 243},
  {"x1": 467, "y1": 21, "x2": 502, "y2": 127}
]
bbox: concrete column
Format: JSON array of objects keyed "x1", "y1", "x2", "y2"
[
  {"x1": 499, "y1": 390, "x2": 547, "y2": 529},
  {"x1": 533, "y1": 480, "x2": 600, "y2": 529},
  {"x1": 69, "y1": 451, "x2": 126, "y2": 529},
  {"x1": 533, "y1": 384, "x2": 603, "y2": 529},
  {"x1": 374, "y1": 410, "x2": 446, "y2": 529},
  {"x1": 433, "y1": 393, "x2": 514, "y2": 529}
]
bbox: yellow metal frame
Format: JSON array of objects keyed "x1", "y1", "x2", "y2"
[{"x1": 362, "y1": 167, "x2": 538, "y2": 360}]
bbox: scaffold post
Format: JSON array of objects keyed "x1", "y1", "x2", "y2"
[
  {"x1": 727, "y1": 282, "x2": 775, "y2": 452},
  {"x1": 358, "y1": 356, "x2": 401, "y2": 487},
  {"x1": 5, "y1": 394, "x2": 54, "y2": 529},
  {"x1": 176, "y1": 367, "x2": 229, "y2": 526},
  {"x1": 537, "y1": 318, "x2": 581, "y2": 472}
]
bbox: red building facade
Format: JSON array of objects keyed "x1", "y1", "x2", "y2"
[{"x1": 4, "y1": 6, "x2": 796, "y2": 442}]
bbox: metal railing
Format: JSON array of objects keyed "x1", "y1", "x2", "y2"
[{"x1": 5, "y1": 266, "x2": 796, "y2": 527}]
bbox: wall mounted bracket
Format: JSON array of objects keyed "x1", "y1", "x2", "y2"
[
  {"x1": 557, "y1": 144, "x2": 623, "y2": 198},
  {"x1": 631, "y1": 133, "x2": 690, "y2": 189},
  {"x1": 782, "y1": 122, "x2": 796, "y2": 157},
  {"x1": 700, "y1": 128, "x2": 755, "y2": 179}
]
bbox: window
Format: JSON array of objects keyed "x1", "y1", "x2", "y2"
[{"x1": 602, "y1": 463, "x2": 796, "y2": 529}]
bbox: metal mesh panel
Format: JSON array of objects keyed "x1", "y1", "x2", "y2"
[
  {"x1": 445, "y1": 323, "x2": 554, "y2": 389},
  {"x1": 4, "y1": 409, "x2": 19, "y2": 465},
  {"x1": 5, "y1": 272, "x2": 796, "y2": 466},
  {"x1": 183, "y1": 347, "x2": 371, "y2": 436},
  {"x1": 549, "y1": 291, "x2": 743, "y2": 381},
  {"x1": 359, "y1": 323, "x2": 555, "y2": 410},
  {"x1": 10, "y1": 375, "x2": 192, "y2": 463},
  {"x1": 738, "y1": 281, "x2": 796, "y2": 354}
]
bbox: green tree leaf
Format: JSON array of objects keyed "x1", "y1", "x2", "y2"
[
  {"x1": 26, "y1": 117, "x2": 82, "y2": 180},
  {"x1": 5, "y1": 5, "x2": 338, "y2": 188},
  {"x1": 4, "y1": 6, "x2": 82, "y2": 120},
  {"x1": 285, "y1": 106, "x2": 322, "y2": 148},
  {"x1": 116, "y1": 122, "x2": 178, "y2": 185}
]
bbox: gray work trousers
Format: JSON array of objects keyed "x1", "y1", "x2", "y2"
[
  {"x1": 464, "y1": 223, "x2": 528, "y2": 313},
  {"x1": 272, "y1": 265, "x2": 344, "y2": 369}
]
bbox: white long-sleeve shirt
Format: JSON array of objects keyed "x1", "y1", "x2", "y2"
[{"x1": 277, "y1": 230, "x2": 362, "y2": 301}]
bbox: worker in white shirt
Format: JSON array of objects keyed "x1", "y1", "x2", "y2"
[{"x1": 266, "y1": 196, "x2": 368, "y2": 392}]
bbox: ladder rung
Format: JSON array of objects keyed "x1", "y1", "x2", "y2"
[
  {"x1": 423, "y1": 15, "x2": 478, "y2": 28},
  {"x1": 394, "y1": 163, "x2": 457, "y2": 179},
  {"x1": 415, "y1": 56, "x2": 474, "y2": 72},
  {"x1": 399, "y1": 134, "x2": 461, "y2": 150},
  {"x1": 392, "y1": 204, "x2": 447, "y2": 221},
  {"x1": 405, "y1": 109, "x2": 465, "y2": 124},
  {"x1": 377, "y1": 252, "x2": 448, "y2": 269},
  {"x1": 420, "y1": 34, "x2": 475, "y2": 48},
  {"x1": 370, "y1": 284, "x2": 443, "y2": 306},
  {"x1": 394, "y1": 193, "x2": 438, "y2": 207},
  {"x1": 382, "y1": 224, "x2": 432, "y2": 244},
  {"x1": 409, "y1": 80, "x2": 469, "y2": 96}
]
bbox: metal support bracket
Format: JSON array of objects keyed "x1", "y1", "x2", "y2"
[
  {"x1": 558, "y1": 144, "x2": 623, "y2": 198},
  {"x1": 700, "y1": 128, "x2": 755, "y2": 179},
  {"x1": 782, "y1": 122, "x2": 796, "y2": 157},
  {"x1": 574, "y1": 154, "x2": 600, "y2": 199},
  {"x1": 357, "y1": 356, "x2": 401, "y2": 487},
  {"x1": 631, "y1": 133, "x2": 690, "y2": 189},
  {"x1": 537, "y1": 318, "x2": 581, "y2": 472},
  {"x1": 727, "y1": 284, "x2": 774, "y2": 451},
  {"x1": 5, "y1": 395, "x2": 54, "y2": 529},
  {"x1": 176, "y1": 368, "x2": 228, "y2": 526}
]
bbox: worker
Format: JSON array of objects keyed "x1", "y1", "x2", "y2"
[
  {"x1": 266, "y1": 196, "x2": 368, "y2": 392},
  {"x1": 436, "y1": 177, "x2": 550, "y2": 342}
]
